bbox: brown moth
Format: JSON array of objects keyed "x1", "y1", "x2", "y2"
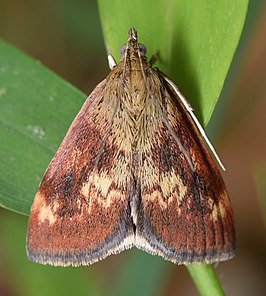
[{"x1": 26, "y1": 28, "x2": 235, "y2": 266}]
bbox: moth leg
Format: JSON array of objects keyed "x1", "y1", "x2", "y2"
[
  {"x1": 108, "y1": 54, "x2": 117, "y2": 70},
  {"x1": 149, "y1": 51, "x2": 159, "y2": 66}
]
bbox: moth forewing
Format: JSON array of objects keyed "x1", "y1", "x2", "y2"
[{"x1": 162, "y1": 74, "x2": 226, "y2": 171}]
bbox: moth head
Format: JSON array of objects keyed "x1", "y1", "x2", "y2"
[
  {"x1": 119, "y1": 43, "x2": 147, "y2": 58},
  {"x1": 119, "y1": 28, "x2": 147, "y2": 60}
]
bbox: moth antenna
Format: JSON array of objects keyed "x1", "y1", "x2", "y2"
[{"x1": 162, "y1": 75, "x2": 226, "y2": 171}]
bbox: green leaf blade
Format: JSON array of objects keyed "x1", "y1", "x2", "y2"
[{"x1": 0, "y1": 39, "x2": 86, "y2": 215}]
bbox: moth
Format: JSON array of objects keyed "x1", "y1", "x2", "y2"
[{"x1": 26, "y1": 28, "x2": 235, "y2": 266}]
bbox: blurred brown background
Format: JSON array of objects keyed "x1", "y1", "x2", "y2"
[{"x1": 0, "y1": 0, "x2": 265, "y2": 295}]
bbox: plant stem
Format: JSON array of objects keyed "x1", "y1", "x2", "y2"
[{"x1": 187, "y1": 264, "x2": 225, "y2": 296}]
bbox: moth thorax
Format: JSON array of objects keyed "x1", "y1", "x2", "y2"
[
  {"x1": 124, "y1": 51, "x2": 149, "y2": 71},
  {"x1": 126, "y1": 72, "x2": 146, "y2": 109}
]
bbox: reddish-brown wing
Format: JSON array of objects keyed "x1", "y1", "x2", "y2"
[
  {"x1": 135, "y1": 70, "x2": 235, "y2": 264},
  {"x1": 26, "y1": 76, "x2": 135, "y2": 266}
]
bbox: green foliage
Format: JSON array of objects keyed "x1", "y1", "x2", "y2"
[
  {"x1": 0, "y1": 1, "x2": 248, "y2": 295},
  {"x1": 0, "y1": 40, "x2": 86, "y2": 215}
]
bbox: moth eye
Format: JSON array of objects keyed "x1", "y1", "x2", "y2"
[
  {"x1": 120, "y1": 44, "x2": 127, "y2": 57},
  {"x1": 138, "y1": 43, "x2": 147, "y2": 57}
]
